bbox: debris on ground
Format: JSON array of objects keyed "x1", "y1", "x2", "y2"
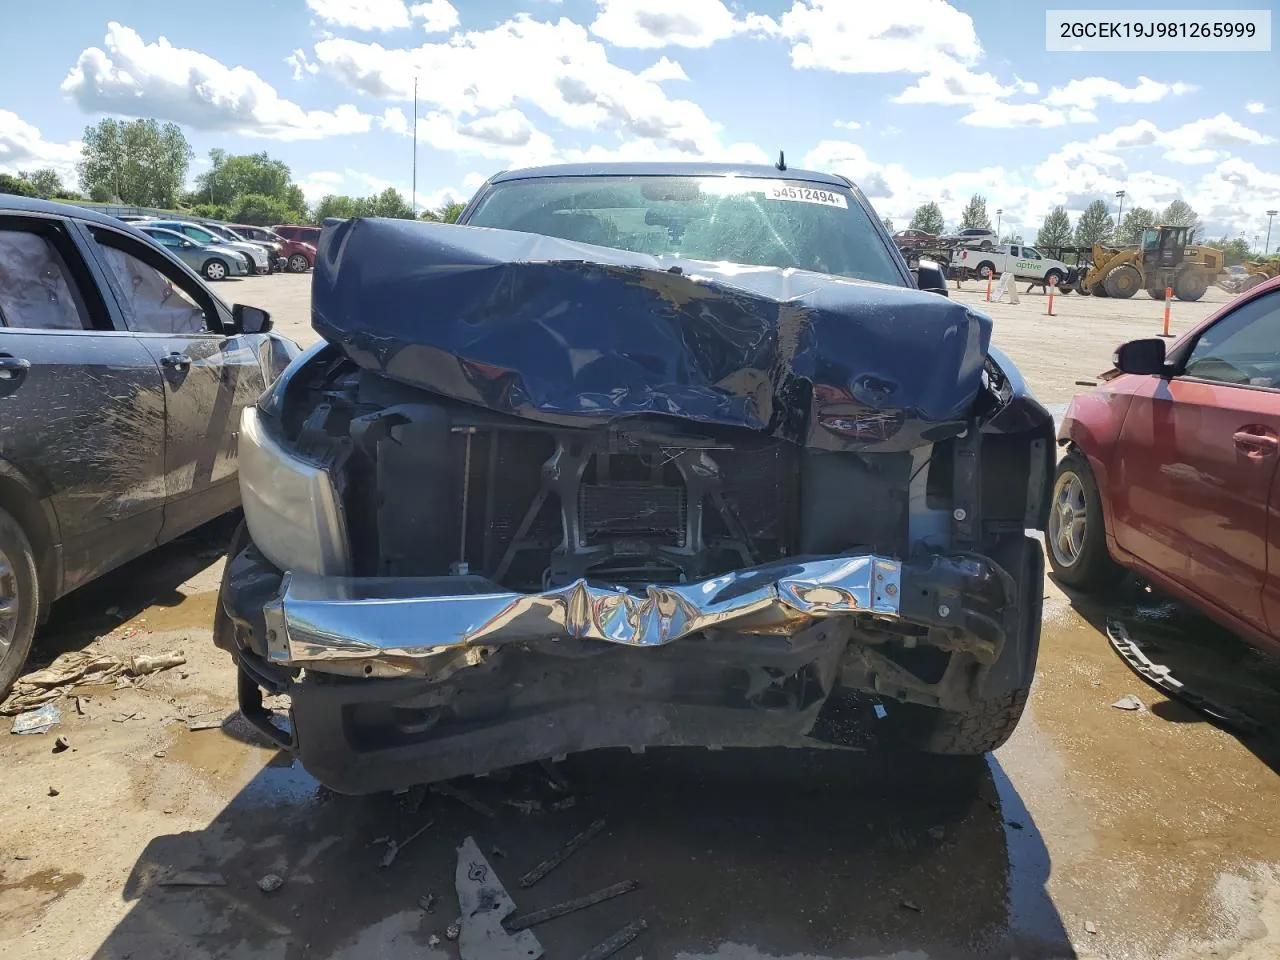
[
  {"x1": 1, "y1": 649, "x2": 187, "y2": 716},
  {"x1": 505, "y1": 880, "x2": 641, "y2": 932},
  {"x1": 1085, "y1": 920, "x2": 1098, "y2": 935},
  {"x1": 1006, "y1": 820, "x2": 1024, "y2": 830},
  {"x1": 504, "y1": 799, "x2": 543, "y2": 816},
  {"x1": 47, "y1": 786, "x2": 60, "y2": 796},
  {"x1": 11, "y1": 703, "x2": 62, "y2": 735},
  {"x1": 539, "y1": 759, "x2": 571, "y2": 793},
  {"x1": 551, "y1": 796, "x2": 578, "y2": 811},
  {"x1": 258, "y1": 873, "x2": 284, "y2": 893},
  {"x1": 185, "y1": 716, "x2": 225, "y2": 732},
  {"x1": 431, "y1": 782, "x2": 498, "y2": 818},
  {"x1": 1111, "y1": 694, "x2": 1144, "y2": 712},
  {"x1": 520, "y1": 819, "x2": 608, "y2": 888},
  {"x1": 159, "y1": 871, "x2": 226, "y2": 887},
  {"x1": 379, "y1": 820, "x2": 435, "y2": 868},
  {"x1": 445, "y1": 921, "x2": 461, "y2": 942},
  {"x1": 576, "y1": 919, "x2": 648, "y2": 960},
  {"x1": 926, "y1": 826, "x2": 945, "y2": 841},
  {"x1": 428, "y1": 935, "x2": 442, "y2": 947},
  {"x1": 112, "y1": 711, "x2": 142, "y2": 723},
  {"x1": 1106, "y1": 620, "x2": 1265, "y2": 735},
  {"x1": 491, "y1": 844, "x2": 507, "y2": 858},
  {"x1": 52, "y1": 736, "x2": 71, "y2": 753},
  {"x1": 419, "y1": 893, "x2": 437, "y2": 913},
  {"x1": 455, "y1": 836, "x2": 543, "y2": 960},
  {"x1": 900, "y1": 900, "x2": 922, "y2": 912}
]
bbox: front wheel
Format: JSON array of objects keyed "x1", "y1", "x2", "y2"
[
  {"x1": 203, "y1": 258, "x2": 228, "y2": 281},
  {"x1": 1047, "y1": 450, "x2": 1121, "y2": 590},
  {"x1": 976, "y1": 261, "x2": 996, "y2": 279},
  {"x1": 0, "y1": 507, "x2": 39, "y2": 702},
  {"x1": 1045, "y1": 269, "x2": 1065, "y2": 291},
  {"x1": 978, "y1": 240, "x2": 993, "y2": 251},
  {"x1": 288, "y1": 253, "x2": 311, "y2": 273}
]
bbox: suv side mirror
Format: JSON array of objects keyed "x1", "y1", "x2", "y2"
[
  {"x1": 916, "y1": 259, "x2": 949, "y2": 297},
  {"x1": 232, "y1": 303, "x2": 273, "y2": 334},
  {"x1": 1113, "y1": 338, "x2": 1166, "y2": 375}
]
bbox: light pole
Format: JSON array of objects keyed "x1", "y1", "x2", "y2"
[
  {"x1": 1267, "y1": 210, "x2": 1278, "y2": 255},
  {"x1": 996, "y1": 208, "x2": 1003, "y2": 238},
  {"x1": 1114, "y1": 189, "x2": 1126, "y2": 229},
  {"x1": 411, "y1": 76, "x2": 418, "y2": 216}
]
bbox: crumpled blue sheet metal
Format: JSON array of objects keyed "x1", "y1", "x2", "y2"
[
  {"x1": 311, "y1": 218, "x2": 992, "y2": 450},
  {"x1": 268, "y1": 554, "x2": 903, "y2": 676}
]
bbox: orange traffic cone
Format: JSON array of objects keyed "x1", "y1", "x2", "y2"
[{"x1": 1160, "y1": 287, "x2": 1174, "y2": 337}]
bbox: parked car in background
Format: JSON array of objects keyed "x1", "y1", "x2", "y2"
[
  {"x1": 0, "y1": 196, "x2": 300, "y2": 700},
  {"x1": 893, "y1": 228, "x2": 938, "y2": 250},
  {"x1": 137, "y1": 226, "x2": 251, "y2": 281},
  {"x1": 141, "y1": 220, "x2": 271, "y2": 275},
  {"x1": 231, "y1": 224, "x2": 316, "y2": 273},
  {"x1": 200, "y1": 222, "x2": 284, "y2": 272},
  {"x1": 272, "y1": 224, "x2": 321, "y2": 247},
  {"x1": 1051, "y1": 274, "x2": 1280, "y2": 658},
  {"x1": 941, "y1": 227, "x2": 998, "y2": 251},
  {"x1": 218, "y1": 161, "x2": 1053, "y2": 794}
]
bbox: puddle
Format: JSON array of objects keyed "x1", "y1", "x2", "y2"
[
  {"x1": 0, "y1": 868, "x2": 85, "y2": 939},
  {"x1": 165, "y1": 726, "x2": 322, "y2": 811}
]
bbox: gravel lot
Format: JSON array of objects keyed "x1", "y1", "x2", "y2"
[{"x1": 2, "y1": 271, "x2": 1277, "y2": 960}]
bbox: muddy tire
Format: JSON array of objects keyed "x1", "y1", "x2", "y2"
[
  {"x1": 1103, "y1": 264, "x2": 1141, "y2": 299},
  {"x1": 1089, "y1": 281, "x2": 1108, "y2": 297},
  {"x1": 919, "y1": 535, "x2": 1042, "y2": 755},
  {"x1": 0, "y1": 507, "x2": 39, "y2": 702},
  {"x1": 1046, "y1": 449, "x2": 1120, "y2": 591},
  {"x1": 1148, "y1": 286, "x2": 1167, "y2": 300},
  {"x1": 1174, "y1": 269, "x2": 1208, "y2": 302}
]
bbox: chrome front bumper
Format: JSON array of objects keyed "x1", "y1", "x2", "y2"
[{"x1": 263, "y1": 555, "x2": 907, "y2": 678}]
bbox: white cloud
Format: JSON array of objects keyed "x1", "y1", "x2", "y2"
[
  {"x1": 0, "y1": 110, "x2": 82, "y2": 180},
  {"x1": 833, "y1": 119, "x2": 861, "y2": 131},
  {"x1": 1164, "y1": 148, "x2": 1227, "y2": 165},
  {"x1": 295, "y1": 169, "x2": 346, "y2": 204},
  {"x1": 894, "y1": 61, "x2": 1021, "y2": 107},
  {"x1": 589, "y1": 0, "x2": 775, "y2": 48},
  {"x1": 777, "y1": 0, "x2": 981, "y2": 74},
  {"x1": 409, "y1": 0, "x2": 459, "y2": 33},
  {"x1": 637, "y1": 57, "x2": 689, "y2": 83},
  {"x1": 285, "y1": 48, "x2": 320, "y2": 81},
  {"x1": 1245, "y1": 101, "x2": 1267, "y2": 114},
  {"x1": 62, "y1": 23, "x2": 373, "y2": 141},
  {"x1": 960, "y1": 102, "x2": 1068, "y2": 128},
  {"x1": 1164, "y1": 113, "x2": 1274, "y2": 151},
  {"x1": 313, "y1": 16, "x2": 749, "y2": 158},
  {"x1": 378, "y1": 105, "x2": 559, "y2": 163},
  {"x1": 306, "y1": 0, "x2": 415, "y2": 30},
  {"x1": 462, "y1": 171, "x2": 487, "y2": 188},
  {"x1": 1047, "y1": 76, "x2": 1195, "y2": 111}
]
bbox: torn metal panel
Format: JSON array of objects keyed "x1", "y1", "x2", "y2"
[
  {"x1": 272, "y1": 554, "x2": 904, "y2": 673},
  {"x1": 455, "y1": 836, "x2": 543, "y2": 960},
  {"x1": 311, "y1": 218, "x2": 992, "y2": 452}
]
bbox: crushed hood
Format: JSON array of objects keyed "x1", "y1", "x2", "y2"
[{"x1": 312, "y1": 217, "x2": 992, "y2": 450}]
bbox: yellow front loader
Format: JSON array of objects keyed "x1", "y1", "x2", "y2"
[{"x1": 1082, "y1": 226, "x2": 1223, "y2": 302}]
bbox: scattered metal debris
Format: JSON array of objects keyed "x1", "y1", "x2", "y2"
[
  {"x1": 445, "y1": 921, "x2": 461, "y2": 942},
  {"x1": 455, "y1": 837, "x2": 542, "y2": 960},
  {"x1": 505, "y1": 880, "x2": 640, "y2": 932},
  {"x1": 520, "y1": 819, "x2": 607, "y2": 888},
  {"x1": 112, "y1": 711, "x2": 141, "y2": 724},
  {"x1": 186, "y1": 716, "x2": 225, "y2": 732},
  {"x1": 1006, "y1": 820, "x2": 1024, "y2": 831},
  {"x1": 900, "y1": 900, "x2": 922, "y2": 912},
  {"x1": 159, "y1": 871, "x2": 226, "y2": 887},
  {"x1": 431, "y1": 782, "x2": 498, "y2": 818},
  {"x1": 873, "y1": 703, "x2": 888, "y2": 719},
  {"x1": 153, "y1": 750, "x2": 166, "y2": 759},
  {"x1": 52, "y1": 736, "x2": 70, "y2": 753},
  {"x1": 575, "y1": 919, "x2": 648, "y2": 960},
  {"x1": 504, "y1": 799, "x2": 543, "y2": 816},
  {"x1": 74, "y1": 697, "x2": 87, "y2": 716},
  {"x1": 47, "y1": 786, "x2": 59, "y2": 797},
  {"x1": 1, "y1": 649, "x2": 187, "y2": 716},
  {"x1": 551, "y1": 796, "x2": 578, "y2": 812},
  {"x1": 11, "y1": 703, "x2": 62, "y2": 735},
  {"x1": 428, "y1": 935, "x2": 442, "y2": 947},
  {"x1": 1106, "y1": 620, "x2": 1264, "y2": 735},
  {"x1": 491, "y1": 844, "x2": 507, "y2": 858},
  {"x1": 379, "y1": 820, "x2": 435, "y2": 868},
  {"x1": 1111, "y1": 694, "x2": 1144, "y2": 712},
  {"x1": 258, "y1": 873, "x2": 284, "y2": 893},
  {"x1": 420, "y1": 893, "x2": 437, "y2": 912},
  {"x1": 1085, "y1": 920, "x2": 1098, "y2": 934}
]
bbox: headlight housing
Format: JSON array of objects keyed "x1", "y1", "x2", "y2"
[{"x1": 238, "y1": 406, "x2": 349, "y2": 577}]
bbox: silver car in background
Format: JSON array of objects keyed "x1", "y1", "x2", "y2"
[
  {"x1": 136, "y1": 226, "x2": 251, "y2": 281},
  {"x1": 141, "y1": 220, "x2": 271, "y2": 274}
]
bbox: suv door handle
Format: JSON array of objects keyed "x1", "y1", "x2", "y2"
[
  {"x1": 1233, "y1": 429, "x2": 1279, "y2": 459},
  {"x1": 0, "y1": 354, "x2": 30, "y2": 395},
  {"x1": 160, "y1": 352, "x2": 191, "y2": 370}
]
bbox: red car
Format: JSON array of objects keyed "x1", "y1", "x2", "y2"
[
  {"x1": 1051, "y1": 274, "x2": 1280, "y2": 657},
  {"x1": 272, "y1": 224, "x2": 322, "y2": 249},
  {"x1": 893, "y1": 228, "x2": 938, "y2": 250},
  {"x1": 229, "y1": 224, "x2": 316, "y2": 273}
]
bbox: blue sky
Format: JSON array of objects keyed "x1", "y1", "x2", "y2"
[{"x1": 1, "y1": 0, "x2": 1276, "y2": 243}]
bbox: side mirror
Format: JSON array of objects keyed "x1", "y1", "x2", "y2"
[
  {"x1": 1113, "y1": 338, "x2": 1166, "y2": 375},
  {"x1": 232, "y1": 303, "x2": 273, "y2": 334},
  {"x1": 916, "y1": 259, "x2": 949, "y2": 297}
]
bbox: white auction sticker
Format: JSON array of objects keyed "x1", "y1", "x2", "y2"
[{"x1": 702, "y1": 178, "x2": 849, "y2": 208}]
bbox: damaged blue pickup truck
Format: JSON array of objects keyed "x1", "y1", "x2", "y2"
[{"x1": 215, "y1": 163, "x2": 1054, "y2": 794}]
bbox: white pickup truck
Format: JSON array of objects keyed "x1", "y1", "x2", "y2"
[{"x1": 954, "y1": 243, "x2": 1072, "y2": 286}]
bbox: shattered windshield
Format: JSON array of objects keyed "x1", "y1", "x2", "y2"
[{"x1": 464, "y1": 175, "x2": 905, "y2": 286}]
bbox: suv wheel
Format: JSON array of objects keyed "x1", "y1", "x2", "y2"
[
  {"x1": 288, "y1": 253, "x2": 311, "y2": 273},
  {"x1": 1047, "y1": 450, "x2": 1121, "y2": 590},
  {"x1": 203, "y1": 258, "x2": 227, "y2": 281},
  {"x1": 0, "y1": 507, "x2": 39, "y2": 701}
]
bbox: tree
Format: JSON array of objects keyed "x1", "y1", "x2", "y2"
[
  {"x1": 908, "y1": 201, "x2": 944, "y2": 235},
  {"x1": 1074, "y1": 200, "x2": 1114, "y2": 246},
  {"x1": 18, "y1": 168, "x2": 66, "y2": 199},
  {"x1": 881, "y1": 215, "x2": 894, "y2": 232},
  {"x1": 1036, "y1": 207, "x2": 1072, "y2": 249},
  {"x1": 314, "y1": 194, "x2": 358, "y2": 222},
  {"x1": 368, "y1": 187, "x2": 415, "y2": 219},
  {"x1": 0, "y1": 173, "x2": 38, "y2": 197},
  {"x1": 421, "y1": 201, "x2": 465, "y2": 224},
  {"x1": 1000, "y1": 233, "x2": 1023, "y2": 244},
  {"x1": 196, "y1": 150, "x2": 293, "y2": 207},
  {"x1": 229, "y1": 193, "x2": 306, "y2": 226},
  {"x1": 1115, "y1": 206, "x2": 1155, "y2": 245},
  {"x1": 959, "y1": 193, "x2": 991, "y2": 230},
  {"x1": 1212, "y1": 236, "x2": 1252, "y2": 266},
  {"x1": 1160, "y1": 199, "x2": 1200, "y2": 233},
  {"x1": 78, "y1": 118, "x2": 192, "y2": 207}
]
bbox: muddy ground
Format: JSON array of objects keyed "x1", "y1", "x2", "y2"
[{"x1": 3, "y1": 275, "x2": 1278, "y2": 960}]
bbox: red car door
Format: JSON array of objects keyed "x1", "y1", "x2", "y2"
[{"x1": 1111, "y1": 288, "x2": 1280, "y2": 633}]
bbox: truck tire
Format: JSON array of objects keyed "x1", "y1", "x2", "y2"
[
  {"x1": 0, "y1": 507, "x2": 39, "y2": 702},
  {"x1": 1103, "y1": 264, "x2": 1141, "y2": 299},
  {"x1": 1089, "y1": 281, "x2": 1108, "y2": 297},
  {"x1": 1046, "y1": 449, "x2": 1121, "y2": 591},
  {"x1": 919, "y1": 535, "x2": 1042, "y2": 755},
  {"x1": 976, "y1": 260, "x2": 996, "y2": 279},
  {"x1": 1045, "y1": 269, "x2": 1065, "y2": 291},
  {"x1": 1147, "y1": 286, "x2": 1167, "y2": 300},
  {"x1": 1174, "y1": 269, "x2": 1208, "y2": 302},
  {"x1": 979, "y1": 239, "x2": 993, "y2": 251}
]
